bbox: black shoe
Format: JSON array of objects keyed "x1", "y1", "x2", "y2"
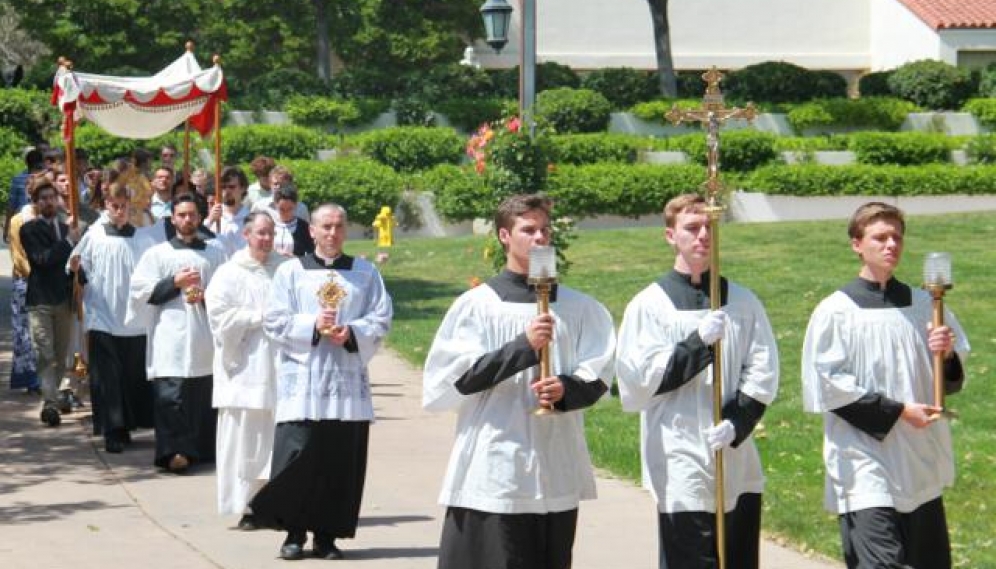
[
  {"x1": 40, "y1": 403, "x2": 61, "y2": 427},
  {"x1": 57, "y1": 392, "x2": 73, "y2": 414},
  {"x1": 105, "y1": 438, "x2": 124, "y2": 453},
  {"x1": 237, "y1": 514, "x2": 258, "y2": 531},
  {"x1": 313, "y1": 536, "x2": 344, "y2": 560},
  {"x1": 70, "y1": 393, "x2": 85, "y2": 409}
]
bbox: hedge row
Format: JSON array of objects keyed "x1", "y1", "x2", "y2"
[
  {"x1": 279, "y1": 159, "x2": 405, "y2": 226},
  {"x1": 747, "y1": 164, "x2": 996, "y2": 196}
]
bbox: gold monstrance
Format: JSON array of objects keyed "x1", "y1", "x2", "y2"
[
  {"x1": 318, "y1": 271, "x2": 348, "y2": 336},
  {"x1": 923, "y1": 252, "x2": 955, "y2": 418},
  {"x1": 665, "y1": 67, "x2": 757, "y2": 569},
  {"x1": 528, "y1": 245, "x2": 558, "y2": 416}
]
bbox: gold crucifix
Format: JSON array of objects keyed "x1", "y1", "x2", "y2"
[{"x1": 664, "y1": 66, "x2": 757, "y2": 569}]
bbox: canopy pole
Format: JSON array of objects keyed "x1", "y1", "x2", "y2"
[
  {"x1": 183, "y1": 120, "x2": 192, "y2": 193},
  {"x1": 212, "y1": 53, "x2": 223, "y2": 232}
]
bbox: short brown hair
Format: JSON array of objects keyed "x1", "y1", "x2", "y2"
[
  {"x1": 664, "y1": 193, "x2": 706, "y2": 228},
  {"x1": 107, "y1": 183, "x2": 130, "y2": 202},
  {"x1": 493, "y1": 194, "x2": 552, "y2": 234},
  {"x1": 250, "y1": 156, "x2": 276, "y2": 178},
  {"x1": 848, "y1": 202, "x2": 905, "y2": 239},
  {"x1": 30, "y1": 178, "x2": 57, "y2": 202}
]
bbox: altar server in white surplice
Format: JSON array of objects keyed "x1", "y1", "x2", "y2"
[
  {"x1": 205, "y1": 211, "x2": 286, "y2": 530},
  {"x1": 251, "y1": 203, "x2": 392, "y2": 561},
  {"x1": 616, "y1": 193, "x2": 779, "y2": 569},
  {"x1": 127, "y1": 194, "x2": 227, "y2": 474},
  {"x1": 802, "y1": 202, "x2": 969, "y2": 569},
  {"x1": 70, "y1": 184, "x2": 156, "y2": 453},
  {"x1": 423, "y1": 194, "x2": 616, "y2": 569}
]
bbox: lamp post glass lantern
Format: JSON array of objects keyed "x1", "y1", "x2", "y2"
[{"x1": 480, "y1": 0, "x2": 513, "y2": 53}]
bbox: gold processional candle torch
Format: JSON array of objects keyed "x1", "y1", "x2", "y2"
[
  {"x1": 318, "y1": 271, "x2": 348, "y2": 336},
  {"x1": 923, "y1": 252, "x2": 953, "y2": 416},
  {"x1": 528, "y1": 245, "x2": 558, "y2": 416}
]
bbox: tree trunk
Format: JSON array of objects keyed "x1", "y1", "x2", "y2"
[
  {"x1": 647, "y1": 0, "x2": 678, "y2": 98},
  {"x1": 314, "y1": 0, "x2": 332, "y2": 84}
]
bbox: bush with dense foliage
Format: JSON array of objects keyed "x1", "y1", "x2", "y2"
[
  {"x1": 887, "y1": 60, "x2": 975, "y2": 110},
  {"x1": 417, "y1": 64, "x2": 495, "y2": 100},
  {"x1": 726, "y1": 61, "x2": 847, "y2": 103},
  {"x1": 414, "y1": 164, "x2": 491, "y2": 222},
  {"x1": 548, "y1": 133, "x2": 643, "y2": 165},
  {"x1": 628, "y1": 99, "x2": 713, "y2": 123},
  {"x1": 847, "y1": 132, "x2": 954, "y2": 165},
  {"x1": 747, "y1": 163, "x2": 996, "y2": 196},
  {"x1": 977, "y1": 63, "x2": 996, "y2": 98},
  {"x1": 0, "y1": 127, "x2": 28, "y2": 158},
  {"x1": 963, "y1": 98, "x2": 996, "y2": 129},
  {"x1": 534, "y1": 88, "x2": 612, "y2": 134},
  {"x1": 786, "y1": 97, "x2": 919, "y2": 132},
  {"x1": 51, "y1": 124, "x2": 182, "y2": 168},
  {"x1": 0, "y1": 156, "x2": 23, "y2": 206},
  {"x1": 580, "y1": 67, "x2": 658, "y2": 109},
  {"x1": 859, "y1": 71, "x2": 894, "y2": 97},
  {"x1": 280, "y1": 158, "x2": 404, "y2": 225},
  {"x1": 467, "y1": 117, "x2": 552, "y2": 195},
  {"x1": 0, "y1": 88, "x2": 60, "y2": 142},
  {"x1": 773, "y1": 135, "x2": 851, "y2": 152},
  {"x1": 285, "y1": 96, "x2": 362, "y2": 130},
  {"x1": 964, "y1": 133, "x2": 996, "y2": 164},
  {"x1": 231, "y1": 69, "x2": 329, "y2": 111},
  {"x1": 667, "y1": 130, "x2": 779, "y2": 171},
  {"x1": 435, "y1": 98, "x2": 516, "y2": 133},
  {"x1": 352, "y1": 127, "x2": 464, "y2": 172},
  {"x1": 222, "y1": 124, "x2": 323, "y2": 164},
  {"x1": 546, "y1": 163, "x2": 710, "y2": 218}
]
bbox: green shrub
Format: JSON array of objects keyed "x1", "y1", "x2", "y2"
[
  {"x1": 281, "y1": 158, "x2": 405, "y2": 225},
  {"x1": 629, "y1": 99, "x2": 708, "y2": 124},
  {"x1": 0, "y1": 127, "x2": 28, "y2": 158},
  {"x1": 330, "y1": 68, "x2": 406, "y2": 99},
  {"x1": 414, "y1": 164, "x2": 492, "y2": 222},
  {"x1": 232, "y1": 69, "x2": 329, "y2": 110},
  {"x1": 0, "y1": 88, "x2": 60, "y2": 142},
  {"x1": 581, "y1": 68, "x2": 658, "y2": 109},
  {"x1": 812, "y1": 70, "x2": 849, "y2": 99},
  {"x1": 222, "y1": 124, "x2": 322, "y2": 164},
  {"x1": 965, "y1": 133, "x2": 996, "y2": 164},
  {"x1": 887, "y1": 60, "x2": 974, "y2": 110},
  {"x1": 284, "y1": 96, "x2": 362, "y2": 130},
  {"x1": 548, "y1": 133, "x2": 642, "y2": 165},
  {"x1": 726, "y1": 61, "x2": 845, "y2": 103},
  {"x1": 977, "y1": 63, "x2": 996, "y2": 98},
  {"x1": 848, "y1": 132, "x2": 953, "y2": 165},
  {"x1": 420, "y1": 64, "x2": 495, "y2": 99},
  {"x1": 786, "y1": 97, "x2": 919, "y2": 132},
  {"x1": 54, "y1": 124, "x2": 182, "y2": 168},
  {"x1": 0, "y1": 156, "x2": 22, "y2": 206},
  {"x1": 859, "y1": 71, "x2": 894, "y2": 97},
  {"x1": 392, "y1": 97, "x2": 436, "y2": 127},
  {"x1": 436, "y1": 98, "x2": 516, "y2": 132},
  {"x1": 773, "y1": 136, "x2": 851, "y2": 152},
  {"x1": 676, "y1": 70, "x2": 709, "y2": 98},
  {"x1": 537, "y1": 62, "x2": 580, "y2": 91},
  {"x1": 353, "y1": 127, "x2": 464, "y2": 172},
  {"x1": 534, "y1": 88, "x2": 612, "y2": 134},
  {"x1": 747, "y1": 163, "x2": 996, "y2": 196},
  {"x1": 963, "y1": 98, "x2": 996, "y2": 129},
  {"x1": 546, "y1": 163, "x2": 713, "y2": 218},
  {"x1": 667, "y1": 130, "x2": 778, "y2": 171}
]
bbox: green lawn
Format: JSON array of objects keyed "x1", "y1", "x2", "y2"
[{"x1": 350, "y1": 211, "x2": 996, "y2": 567}]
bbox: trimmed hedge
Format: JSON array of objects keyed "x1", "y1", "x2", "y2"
[
  {"x1": 847, "y1": 132, "x2": 954, "y2": 165},
  {"x1": 963, "y1": 98, "x2": 996, "y2": 129},
  {"x1": 534, "y1": 88, "x2": 612, "y2": 134},
  {"x1": 666, "y1": 130, "x2": 779, "y2": 171},
  {"x1": 414, "y1": 164, "x2": 491, "y2": 222},
  {"x1": 223, "y1": 125, "x2": 324, "y2": 165},
  {"x1": 51, "y1": 124, "x2": 182, "y2": 168},
  {"x1": 965, "y1": 134, "x2": 996, "y2": 164},
  {"x1": 280, "y1": 158, "x2": 405, "y2": 226},
  {"x1": 859, "y1": 71, "x2": 894, "y2": 97},
  {"x1": 285, "y1": 96, "x2": 362, "y2": 130},
  {"x1": 548, "y1": 133, "x2": 643, "y2": 165},
  {"x1": 580, "y1": 67, "x2": 658, "y2": 109},
  {"x1": 888, "y1": 60, "x2": 974, "y2": 110},
  {"x1": 352, "y1": 127, "x2": 464, "y2": 172},
  {"x1": 629, "y1": 99, "x2": 714, "y2": 123},
  {"x1": 546, "y1": 163, "x2": 710, "y2": 218},
  {"x1": 726, "y1": 61, "x2": 847, "y2": 103},
  {"x1": 436, "y1": 98, "x2": 515, "y2": 132},
  {"x1": 786, "y1": 97, "x2": 919, "y2": 132},
  {"x1": 746, "y1": 164, "x2": 996, "y2": 196}
]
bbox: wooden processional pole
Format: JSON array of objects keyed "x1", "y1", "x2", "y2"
[
  {"x1": 665, "y1": 67, "x2": 757, "y2": 569},
  {"x1": 212, "y1": 53, "x2": 223, "y2": 233}
]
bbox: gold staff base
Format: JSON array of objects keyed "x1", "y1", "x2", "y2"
[
  {"x1": 925, "y1": 283, "x2": 957, "y2": 419},
  {"x1": 528, "y1": 277, "x2": 558, "y2": 416}
]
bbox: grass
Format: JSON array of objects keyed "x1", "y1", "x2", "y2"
[{"x1": 349, "y1": 211, "x2": 996, "y2": 567}]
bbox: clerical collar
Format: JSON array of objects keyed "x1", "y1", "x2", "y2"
[
  {"x1": 841, "y1": 276, "x2": 911, "y2": 309},
  {"x1": 486, "y1": 269, "x2": 559, "y2": 304},
  {"x1": 300, "y1": 252, "x2": 354, "y2": 271},
  {"x1": 103, "y1": 222, "x2": 135, "y2": 237},
  {"x1": 168, "y1": 236, "x2": 207, "y2": 250},
  {"x1": 657, "y1": 269, "x2": 728, "y2": 310}
]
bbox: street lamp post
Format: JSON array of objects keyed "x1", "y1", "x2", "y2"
[{"x1": 480, "y1": 0, "x2": 537, "y2": 127}]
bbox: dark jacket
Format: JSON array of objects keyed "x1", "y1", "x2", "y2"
[
  {"x1": 20, "y1": 216, "x2": 74, "y2": 306},
  {"x1": 290, "y1": 217, "x2": 315, "y2": 257}
]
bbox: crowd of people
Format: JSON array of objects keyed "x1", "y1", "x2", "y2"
[{"x1": 3, "y1": 143, "x2": 972, "y2": 569}]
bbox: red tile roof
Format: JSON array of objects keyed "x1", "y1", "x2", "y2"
[{"x1": 897, "y1": 0, "x2": 996, "y2": 30}]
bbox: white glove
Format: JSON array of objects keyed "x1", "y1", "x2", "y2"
[
  {"x1": 705, "y1": 419, "x2": 736, "y2": 452},
  {"x1": 697, "y1": 310, "x2": 727, "y2": 346}
]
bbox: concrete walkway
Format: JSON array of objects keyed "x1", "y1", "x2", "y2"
[{"x1": 0, "y1": 243, "x2": 841, "y2": 569}]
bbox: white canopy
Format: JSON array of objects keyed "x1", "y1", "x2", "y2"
[{"x1": 53, "y1": 51, "x2": 226, "y2": 140}]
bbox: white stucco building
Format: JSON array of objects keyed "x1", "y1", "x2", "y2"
[{"x1": 473, "y1": 0, "x2": 996, "y2": 79}]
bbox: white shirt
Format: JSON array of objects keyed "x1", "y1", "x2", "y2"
[
  {"x1": 423, "y1": 281, "x2": 616, "y2": 514},
  {"x1": 207, "y1": 205, "x2": 250, "y2": 257},
  {"x1": 615, "y1": 279, "x2": 779, "y2": 513},
  {"x1": 252, "y1": 197, "x2": 308, "y2": 222}
]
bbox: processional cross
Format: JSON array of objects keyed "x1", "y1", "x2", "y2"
[{"x1": 664, "y1": 67, "x2": 757, "y2": 569}]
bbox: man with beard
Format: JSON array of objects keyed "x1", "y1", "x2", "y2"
[
  {"x1": 128, "y1": 194, "x2": 227, "y2": 473},
  {"x1": 251, "y1": 204, "x2": 392, "y2": 560},
  {"x1": 205, "y1": 166, "x2": 251, "y2": 256},
  {"x1": 205, "y1": 211, "x2": 285, "y2": 530},
  {"x1": 20, "y1": 180, "x2": 82, "y2": 424},
  {"x1": 70, "y1": 185, "x2": 156, "y2": 452}
]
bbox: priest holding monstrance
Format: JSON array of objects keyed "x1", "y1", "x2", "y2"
[
  {"x1": 251, "y1": 203, "x2": 393, "y2": 561},
  {"x1": 423, "y1": 194, "x2": 616, "y2": 569},
  {"x1": 802, "y1": 202, "x2": 970, "y2": 569}
]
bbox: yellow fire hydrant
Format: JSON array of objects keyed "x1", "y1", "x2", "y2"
[{"x1": 372, "y1": 206, "x2": 394, "y2": 247}]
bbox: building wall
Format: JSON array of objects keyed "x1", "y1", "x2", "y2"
[
  {"x1": 941, "y1": 29, "x2": 996, "y2": 68},
  {"x1": 869, "y1": 0, "x2": 941, "y2": 70}
]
